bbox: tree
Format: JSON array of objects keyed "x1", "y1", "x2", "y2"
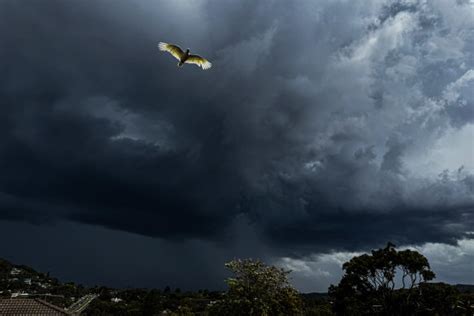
[
  {"x1": 141, "y1": 289, "x2": 163, "y2": 316},
  {"x1": 416, "y1": 282, "x2": 459, "y2": 315},
  {"x1": 329, "y1": 243, "x2": 436, "y2": 315},
  {"x1": 208, "y1": 259, "x2": 303, "y2": 316},
  {"x1": 170, "y1": 305, "x2": 194, "y2": 316}
]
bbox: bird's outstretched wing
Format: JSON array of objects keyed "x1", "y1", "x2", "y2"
[
  {"x1": 185, "y1": 55, "x2": 212, "y2": 70},
  {"x1": 158, "y1": 42, "x2": 185, "y2": 61}
]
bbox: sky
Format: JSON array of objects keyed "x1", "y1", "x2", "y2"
[{"x1": 0, "y1": 0, "x2": 473, "y2": 292}]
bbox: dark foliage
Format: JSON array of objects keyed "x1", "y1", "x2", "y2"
[{"x1": 329, "y1": 243, "x2": 474, "y2": 315}]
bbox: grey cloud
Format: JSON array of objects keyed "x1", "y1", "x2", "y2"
[{"x1": 0, "y1": 0, "x2": 473, "y2": 289}]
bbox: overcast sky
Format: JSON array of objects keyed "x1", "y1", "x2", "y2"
[{"x1": 0, "y1": 0, "x2": 473, "y2": 292}]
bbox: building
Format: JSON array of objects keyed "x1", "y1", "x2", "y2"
[
  {"x1": 10, "y1": 292, "x2": 29, "y2": 298},
  {"x1": 111, "y1": 297, "x2": 123, "y2": 303},
  {"x1": 0, "y1": 298, "x2": 72, "y2": 315},
  {"x1": 10, "y1": 268, "x2": 21, "y2": 276}
]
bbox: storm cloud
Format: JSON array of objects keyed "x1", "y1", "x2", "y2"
[{"x1": 0, "y1": 0, "x2": 473, "y2": 290}]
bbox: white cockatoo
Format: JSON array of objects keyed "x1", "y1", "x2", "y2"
[{"x1": 158, "y1": 42, "x2": 212, "y2": 70}]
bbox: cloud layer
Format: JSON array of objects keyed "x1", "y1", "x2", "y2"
[{"x1": 0, "y1": 0, "x2": 473, "y2": 289}]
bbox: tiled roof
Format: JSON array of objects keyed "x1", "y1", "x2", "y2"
[{"x1": 0, "y1": 298, "x2": 72, "y2": 315}]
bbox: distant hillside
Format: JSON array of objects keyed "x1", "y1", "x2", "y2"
[
  {"x1": 455, "y1": 284, "x2": 474, "y2": 293},
  {"x1": 1, "y1": 257, "x2": 58, "y2": 286},
  {"x1": 0, "y1": 258, "x2": 88, "y2": 307},
  {"x1": 0, "y1": 258, "x2": 223, "y2": 315},
  {"x1": 301, "y1": 285, "x2": 474, "y2": 296}
]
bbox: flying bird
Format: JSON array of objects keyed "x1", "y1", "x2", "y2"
[{"x1": 158, "y1": 42, "x2": 212, "y2": 70}]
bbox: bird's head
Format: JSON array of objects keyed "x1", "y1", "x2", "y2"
[{"x1": 185, "y1": 48, "x2": 190, "y2": 54}]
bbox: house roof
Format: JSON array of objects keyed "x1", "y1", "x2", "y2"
[{"x1": 0, "y1": 298, "x2": 72, "y2": 315}]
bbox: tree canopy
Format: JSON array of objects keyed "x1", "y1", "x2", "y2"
[
  {"x1": 208, "y1": 259, "x2": 303, "y2": 316},
  {"x1": 328, "y1": 242, "x2": 469, "y2": 315}
]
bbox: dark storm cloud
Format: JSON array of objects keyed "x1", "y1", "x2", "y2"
[
  {"x1": 0, "y1": 0, "x2": 473, "y2": 262},
  {"x1": 0, "y1": 0, "x2": 245, "y2": 239}
]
